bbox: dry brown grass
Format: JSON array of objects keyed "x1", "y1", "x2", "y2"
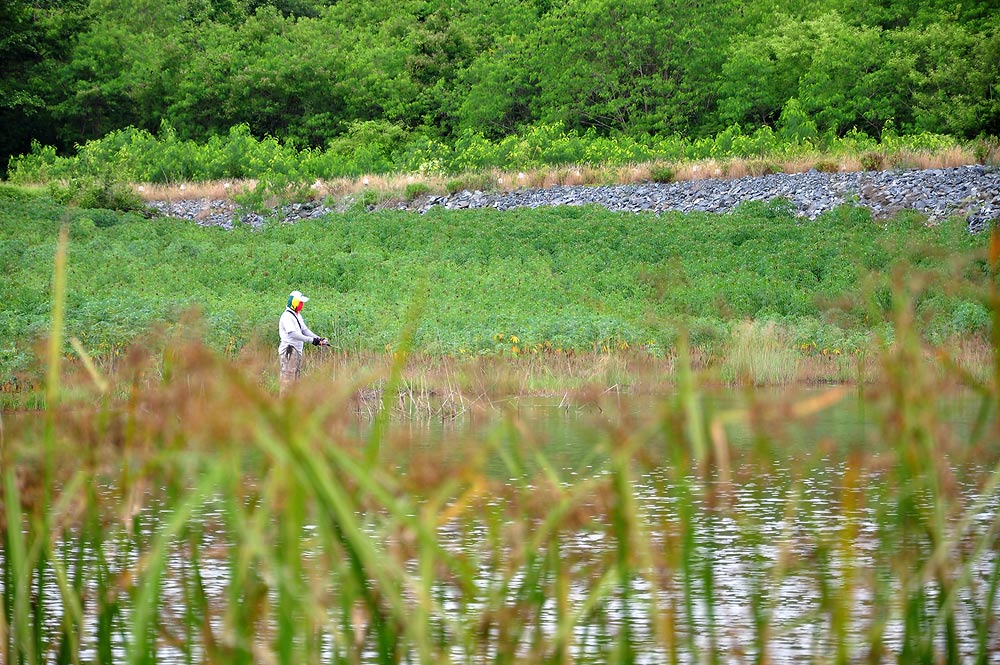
[
  {"x1": 6, "y1": 329, "x2": 992, "y2": 418},
  {"x1": 289, "y1": 347, "x2": 678, "y2": 403},
  {"x1": 136, "y1": 180, "x2": 256, "y2": 200},
  {"x1": 134, "y1": 147, "x2": 987, "y2": 203},
  {"x1": 932, "y1": 336, "x2": 996, "y2": 385},
  {"x1": 795, "y1": 350, "x2": 879, "y2": 385},
  {"x1": 888, "y1": 146, "x2": 977, "y2": 170},
  {"x1": 673, "y1": 160, "x2": 725, "y2": 180}
]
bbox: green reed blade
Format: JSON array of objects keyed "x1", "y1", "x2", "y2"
[
  {"x1": 922, "y1": 455, "x2": 1000, "y2": 655},
  {"x1": 127, "y1": 466, "x2": 223, "y2": 665},
  {"x1": 45, "y1": 224, "x2": 69, "y2": 410},
  {"x1": 183, "y1": 530, "x2": 219, "y2": 664},
  {"x1": 47, "y1": 471, "x2": 88, "y2": 665},
  {"x1": 265, "y1": 429, "x2": 409, "y2": 661},
  {"x1": 676, "y1": 331, "x2": 707, "y2": 466},
  {"x1": 609, "y1": 439, "x2": 638, "y2": 663},
  {"x1": 406, "y1": 473, "x2": 485, "y2": 661},
  {"x1": 0, "y1": 553, "x2": 7, "y2": 665},
  {"x1": 311, "y1": 422, "x2": 480, "y2": 592},
  {"x1": 412, "y1": 506, "x2": 435, "y2": 664},
  {"x1": 367, "y1": 291, "x2": 424, "y2": 468},
  {"x1": 221, "y1": 467, "x2": 271, "y2": 665},
  {"x1": 69, "y1": 337, "x2": 109, "y2": 394},
  {"x1": 549, "y1": 536, "x2": 569, "y2": 665},
  {"x1": 8, "y1": 478, "x2": 62, "y2": 664},
  {"x1": 94, "y1": 541, "x2": 117, "y2": 665},
  {"x1": 23, "y1": 223, "x2": 71, "y2": 665},
  {"x1": 557, "y1": 565, "x2": 618, "y2": 656},
  {"x1": 3, "y1": 468, "x2": 34, "y2": 664},
  {"x1": 496, "y1": 479, "x2": 609, "y2": 662},
  {"x1": 975, "y1": 545, "x2": 1000, "y2": 665},
  {"x1": 273, "y1": 464, "x2": 307, "y2": 665}
]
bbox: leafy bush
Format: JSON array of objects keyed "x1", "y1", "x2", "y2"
[
  {"x1": 860, "y1": 152, "x2": 884, "y2": 171},
  {"x1": 8, "y1": 122, "x2": 976, "y2": 189},
  {"x1": 777, "y1": 98, "x2": 819, "y2": 144},
  {"x1": 47, "y1": 174, "x2": 145, "y2": 213},
  {"x1": 972, "y1": 138, "x2": 999, "y2": 165},
  {"x1": 351, "y1": 189, "x2": 382, "y2": 210},
  {"x1": 404, "y1": 182, "x2": 432, "y2": 200},
  {"x1": 944, "y1": 300, "x2": 991, "y2": 337},
  {"x1": 7, "y1": 140, "x2": 61, "y2": 182},
  {"x1": 0, "y1": 183, "x2": 36, "y2": 202},
  {"x1": 648, "y1": 165, "x2": 675, "y2": 183}
]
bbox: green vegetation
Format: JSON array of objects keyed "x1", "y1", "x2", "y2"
[
  {"x1": 8, "y1": 120, "x2": 985, "y2": 187},
  {"x1": 3, "y1": 2, "x2": 998, "y2": 660},
  {"x1": 3, "y1": 0, "x2": 998, "y2": 179},
  {"x1": 0, "y1": 186, "x2": 990, "y2": 390},
  {"x1": 1, "y1": 223, "x2": 998, "y2": 663}
]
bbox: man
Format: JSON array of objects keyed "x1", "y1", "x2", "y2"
[{"x1": 278, "y1": 290, "x2": 329, "y2": 395}]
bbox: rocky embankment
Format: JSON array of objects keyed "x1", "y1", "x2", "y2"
[{"x1": 148, "y1": 164, "x2": 1000, "y2": 232}]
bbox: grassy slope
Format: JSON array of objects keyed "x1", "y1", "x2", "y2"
[{"x1": 0, "y1": 185, "x2": 989, "y2": 379}]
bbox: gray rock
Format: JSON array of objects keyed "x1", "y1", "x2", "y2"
[{"x1": 146, "y1": 165, "x2": 1000, "y2": 233}]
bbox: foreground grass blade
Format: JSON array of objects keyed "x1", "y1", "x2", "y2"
[
  {"x1": 3, "y1": 469, "x2": 34, "y2": 664},
  {"x1": 127, "y1": 466, "x2": 224, "y2": 665},
  {"x1": 367, "y1": 291, "x2": 424, "y2": 468},
  {"x1": 48, "y1": 471, "x2": 88, "y2": 665}
]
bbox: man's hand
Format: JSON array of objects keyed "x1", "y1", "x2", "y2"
[{"x1": 318, "y1": 337, "x2": 330, "y2": 347}]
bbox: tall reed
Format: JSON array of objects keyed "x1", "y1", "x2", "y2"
[{"x1": 720, "y1": 320, "x2": 801, "y2": 386}]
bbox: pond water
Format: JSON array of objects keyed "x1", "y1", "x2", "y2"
[
  {"x1": 373, "y1": 386, "x2": 999, "y2": 662},
  {"x1": 6, "y1": 385, "x2": 999, "y2": 663}
]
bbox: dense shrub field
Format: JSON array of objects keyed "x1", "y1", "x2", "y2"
[
  {"x1": 8, "y1": 122, "x2": 980, "y2": 191},
  {"x1": 0, "y1": 185, "x2": 988, "y2": 381}
]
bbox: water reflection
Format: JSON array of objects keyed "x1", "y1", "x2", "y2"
[
  {"x1": 5, "y1": 385, "x2": 997, "y2": 663},
  {"x1": 402, "y1": 386, "x2": 998, "y2": 662}
]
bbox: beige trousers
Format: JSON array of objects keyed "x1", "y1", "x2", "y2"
[{"x1": 279, "y1": 346, "x2": 303, "y2": 396}]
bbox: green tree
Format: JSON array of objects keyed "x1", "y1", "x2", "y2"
[
  {"x1": 48, "y1": 0, "x2": 240, "y2": 147},
  {"x1": 833, "y1": 0, "x2": 999, "y2": 29},
  {"x1": 5, "y1": 0, "x2": 999, "y2": 173},
  {"x1": 0, "y1": 0, "x2": 87, "y2": 174},
  {"x1": 719, "y1": 12, "x2": 911, "y2": 136},
  {"x1": 53, "y1": 23, "x2": 145, "y2": 142},
  {"x1": 452, "y1": 0, "x2": 540, "y2": 136},
  {"x1": 323, "y1": 0, "x2": 499, "y2": 138},
  {"x1": 398, "y1": 4, "x2": 475, "y2": 134},
  {"x1": 527, "y1": 0, "x2": 731, "y2": 135},
  {"x1": 794, "y1": 13, "x2": 906, "y2": 135},
  {"x1": 776, "y1": 98, "x2": 818, "y2": 143},
  {"x1": 245, "y1": 0, "x2": 326, "y2": 18},
  {"x1": 717, "y1": 13, "x2": 812, "y2": 128},
  {"x1": 895, "y1": 17, "x2": 1000, "y2": 137},
  {"x1": 166, "y1": 7, "x2": 352, "y2": 145}
]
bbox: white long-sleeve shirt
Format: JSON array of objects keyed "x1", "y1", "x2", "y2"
[{"x1": 278, "y1": 307, "x2": 319, "y2": 355}]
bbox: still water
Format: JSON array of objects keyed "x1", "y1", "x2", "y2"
[
  {"x1": 380, "y1": 387, "x2": 999, "y2": 662},
  {"x1": 12, "y1": 386, "x2": 1000, "y2": 662}
]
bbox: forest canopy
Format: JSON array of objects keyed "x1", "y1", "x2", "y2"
[{"x1": 2, "y1": 0, "x2": 998, "y2": 176}]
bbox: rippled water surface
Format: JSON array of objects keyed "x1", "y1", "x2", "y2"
[
  {"x1": 6, "y1": 386, "x2": 998, "y2": 662},
  {"x1": 352, "y1": 387, "x2": 998, "y2": 661}
]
